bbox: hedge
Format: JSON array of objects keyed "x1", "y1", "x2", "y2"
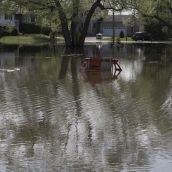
[
  {"x1": 0, "y1": 26, "x2": 18, "y2": 37},
  {"x1": 19, "y1": 23, "x2": 51, "y2": 35}
]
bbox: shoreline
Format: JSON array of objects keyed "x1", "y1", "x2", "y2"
[{"x1": 0, "y1": 35, "x2": 172, "y2": 45}]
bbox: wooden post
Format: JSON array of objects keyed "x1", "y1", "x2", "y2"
[{"x1": 112, "y1": 10, "x2": 115, "y2": 45}]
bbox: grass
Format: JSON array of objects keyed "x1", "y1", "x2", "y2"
[
  {"x1": 0, "y1": 34, "x2": 134, "y2": 45},
  {"x1": 0, "y1": 34, "x2": 64, "y2": 45}
]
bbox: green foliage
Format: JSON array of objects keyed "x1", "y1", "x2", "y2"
[
  {"x1": 0, "y1": 0, "x2": 29, "y2": 14},
  {"x1": 116, "y1": 37, "x2": 121, "y2": 43},
  {"x1": 135, "y1": 0, "x2": 172, "y2": 34},
  {"x1": 0, "y1": 34, "x2": 51, "y2": 45},
  {"x1": 0, "y1": 0, "x2": 131, "y2": 29},
  {"x1": 131, "y1": 0, "x2": 172, "y2": 40},
  {"x1": 19, "y1": 23, "x2": 51, "y2": 35},
  {"x1": 123, "y1": 16, "x2": 135, "y2": 27},
  {"x1": 0, "y1": 0, "x2": 134, "y2": 47},
  {"x1": 0, "y1": 26, "x2": 18, "y2": 37},
  {"x1": 144, "y1": 18, "x2": 169, "y2": 40}
]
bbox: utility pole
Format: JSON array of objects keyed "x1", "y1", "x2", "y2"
[{"x1": 112, "y1": 10, "x2": 115, "y2": 45}]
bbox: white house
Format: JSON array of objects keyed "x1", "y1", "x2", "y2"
[
  {"x1": 0, "y1": 14, "x2": 16, "y2": 27},
  {"x1": 88, "y1": 14, "x2": 140, "y2": 36},
  {"x1": 0, "y1": 13, "x2": 35, "y2": 29}
]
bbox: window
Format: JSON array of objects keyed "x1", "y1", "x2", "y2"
[{"x1": 5, "y1": 14, "x2": 13, "y2": 20}]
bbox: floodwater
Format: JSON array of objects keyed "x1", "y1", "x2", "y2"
[{"x1": 0, "y1": 43, "x2": 172, "y2": 172}]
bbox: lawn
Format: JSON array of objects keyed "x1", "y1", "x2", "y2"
[{"x1": 0, "y1": 34, "x2": 64, "y2": 45}]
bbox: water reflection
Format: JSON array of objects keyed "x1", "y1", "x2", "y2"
[{"x1": 0, "y1": 43, "x2": 172, "y2": 171}]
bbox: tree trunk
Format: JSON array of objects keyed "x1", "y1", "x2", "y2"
[
  {"x1": 71, "y1": 0, "x2": 80, "y2": 47},
  {"x1": 71, "y1": 18, "x2": 84, "y2": 48},
  {"x1": 79, "y1": 0, "x2": 102, "y2": 47},
  {"x1": 55, "y1": 0, "x2": 72, "y2": 47},
  {"x1": 56, "y1": 0, "x2": 102, "y2": 48},
  {"x1": 71, "y1": 19, "x2": 77, "y2": 47}
]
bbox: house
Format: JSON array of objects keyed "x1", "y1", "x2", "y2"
[
  {"x1": 1, "y1": 11, "x2": 140, "y2": 37},
  {"x1": 0, "y1": 14, "x2": 16, "y2": 27},
  {"x1": 14, "y1": 13, "x2": 35, "y2": 24},
  {"x1": 88, "y1": 14, "x2": 140, "y2": 36},
  {"x1": 0, "y1": 13, "x2": 35, "y2": 30}
]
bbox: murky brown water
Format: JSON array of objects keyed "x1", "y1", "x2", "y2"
[{"x1": 0, "y1": 43, "x2": 172, "y2": 172}]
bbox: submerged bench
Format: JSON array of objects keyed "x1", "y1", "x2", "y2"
[{"x1": 81, "y1": 57, "x2": 122, "y2": 71}]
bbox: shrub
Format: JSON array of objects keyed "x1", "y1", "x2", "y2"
[
  {"x1": 0, "y1": 26, "x2": 18, "y2": 36},
  {"x1": 144, "y1": 18, "x2": 169, "y2": 40},
  {"x1": 116, "y1": 37, "x2": 121, "y2": 44},
  {"x1": 19, "y1": 23, "x2": 41, "y2": 34},
  {"x1": 119, "y1": 30, "x2": 124, "y2": 38},
  {"x1": 41, "y1": 27, "x2": 52, "y2": 35},
  {"x1": 19, "y1": 23, "x2": 52, "y2": 35},
  {"x1": 10, "y1": 27, "x2": 18, "y2": 36},
  {"x1": 0, "y1": 26, "x2": 3, "y2": 37}
]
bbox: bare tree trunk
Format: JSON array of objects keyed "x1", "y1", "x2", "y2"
[
  {"x1": 71, "y1": 0, "x2": 80, "y2": 47},
  {"x1": 79, "y1": 0, "x2": 102, "y2": 47},
  {"x1": 55, "y1": 0, "x2": 72, "y2": 47}
]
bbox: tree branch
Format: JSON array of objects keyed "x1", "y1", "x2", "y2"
[
  {"x1": 28, "y1": 0, "x2": 48, "y2": 8},
  {"x1": 54, "y1": 0, "x2": 71, "y2": 47},
  {"x1": 98, "y1": 3, "x2": 124, "y2": 12},
  {"x1": 79, "y1": 0, "x2": 101, "y2": 45},
  {"x1": 142, "y1": 13, "x2": 172, "y2": 29}
]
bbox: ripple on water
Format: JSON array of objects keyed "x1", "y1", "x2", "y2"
[{"x1": 0, "y1": 44, "x2": 172, "y2": 172}]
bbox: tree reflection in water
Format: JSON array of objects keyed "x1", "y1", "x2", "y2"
[{"x1": 0, "y1": 44, "x2": 172, "y2": 171}]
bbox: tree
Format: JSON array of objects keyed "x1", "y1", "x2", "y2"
[
  {"x1": 119, "y1": 30, "x2": 124, "y2": 38},
  {"x1": 123, "y1": 15, "x2": 136, "y2": 36},
  {"x1": 144, "y1": 17, "x2": 169, "y2": 40},
  {"x1": 133, "y1": 0, "x2": 172, "y2": 39},
  {"x1": 0, "y1": 0, "x2": 131, "y2": 48}
]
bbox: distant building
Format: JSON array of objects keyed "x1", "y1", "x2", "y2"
[
  {"x1": 88, "y1": 14, "x2": 140, "y2": 36},
  {"x1": 0, "y1": 13, "x2": 35, "y2": 30},
  {"x1": 0, "y1": 14, "x2": 16, "y2": 27}
]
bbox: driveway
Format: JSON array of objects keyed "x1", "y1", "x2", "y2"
[
  {"x1": 85, "y1": 37, "x2": 172, "y2": 44},
  {"x1": 85, "y1": 37, "x2": 110, "y2": 43}
]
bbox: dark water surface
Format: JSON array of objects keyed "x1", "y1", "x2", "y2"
[{"x1": 0, "y1": 43, "x2": 172, "y2": 172}]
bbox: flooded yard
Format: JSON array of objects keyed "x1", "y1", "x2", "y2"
[{"x1": 0, "y1": 43, "x2": 172, "y2": 172}]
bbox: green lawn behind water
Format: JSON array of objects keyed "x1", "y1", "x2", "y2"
[{"x1": 0, "y1": 34, "x2": 64, "y2": 45}]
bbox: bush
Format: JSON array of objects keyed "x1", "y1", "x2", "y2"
[
  {"x1": 19, "y1": 23, "x2": 41, "y2": 34},
  {"x1": 116, "y1": 37, "x2": 121, "y2": 44},
  {"x1": 41, "y1": 27, "x2": 52, "y2": 35},
  {"x1": 144, "y1": 18, "x2": 170, "y2": 40},
  {"x1": 10, "y1": 27, "x2": 18, "y2": 36},
  {"x1": 0, "y1": 24, "x2": 52, "y2": 37},
  {"x1": 0, "y1": 26, "x2": 18, "y2": 37},
  {"x1": 119, "y1": 30, "x2": 124, "y2": 38},
  {"x1": 0, "y1": 26, "x2": 4, "y2": 37},
  {"x1": 19, "y1": 23, "x2": 52, "y2": 35}
]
